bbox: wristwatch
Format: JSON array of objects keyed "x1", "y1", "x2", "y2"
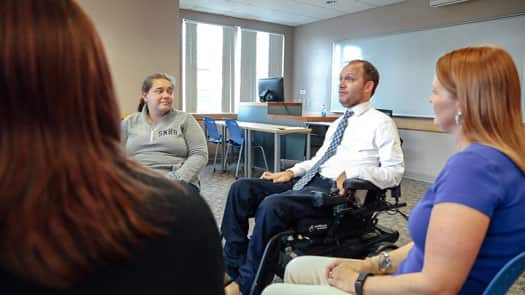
[
  {"x1": 378, "y1": 251, "x2": 392, "y2": 274},
  {"x1": 355, "y1": 272, "x2": 373, "y2": 295}
]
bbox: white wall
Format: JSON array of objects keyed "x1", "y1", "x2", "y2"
[
  {"x1": 293, "y1": 0, "x2": 525, "y2": 181},
  {"x1": 77, "y1": 0, "x2": 181, "y2": 113},
  {"x1": 399, "y1": 130, "x2": 457, "y2": 182}
]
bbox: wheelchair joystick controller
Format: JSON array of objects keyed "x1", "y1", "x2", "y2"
[
  {"x1": 330, "y1": 182, "x2": 339, "y2": 197},
  {"x1": 329, "y1": 182, "x2": 350, "y2": 216}
]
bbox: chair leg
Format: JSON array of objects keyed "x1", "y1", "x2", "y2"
[
  {"x1": 213, "y1": 143, "x2": 219, "y2": 172},
  {"x1": 225, "y1": 144, "x2": 230, "y2": 171},
  {"x1": 257, "y1": 146, "x2": 269, "y2": 171},
  {"x1": 235, "y1": 144, "x2": 244, "y2": 178}
]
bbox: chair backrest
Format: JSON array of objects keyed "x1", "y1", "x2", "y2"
[
  {"x1": 377, "y1": 108, "x2": 393, "y2": 117},
  {"x1": 224, "y1": 118, "x2": 244, "y2": 146},
  {"x1": 482, "y1": 251, "x2": 525, "y2": 295},
  {"x1": 203, "y1": 116, "x2": 222, "y2": 142}
]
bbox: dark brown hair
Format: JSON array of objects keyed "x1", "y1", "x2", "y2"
[
  {"x1": 348, "y1": 59, "x2": 380, "y2": 96},
  {"x1": 437, "y1": 46, "x2": 525, "y2": 172},
  {"x1": 0, "y1": 0, "x2": 166, "y2": 288},
  {"x1": 137, "y1": 73, "x2": 175, "y2": 111}
]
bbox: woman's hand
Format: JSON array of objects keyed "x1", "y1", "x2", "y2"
[
  {"x1": 326, "y1": 259, "x2": 361, "y2": 293},
  {"x1": 260, "y1": 170, "x2": 294, "y2": 183}
]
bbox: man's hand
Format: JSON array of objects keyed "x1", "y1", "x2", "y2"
[
  {"x1": 335, "y1": 171, "x2": 347, "y2": 196},
  {"x1": 260, "y1": 170, "x2": 294, "y2": 183}
]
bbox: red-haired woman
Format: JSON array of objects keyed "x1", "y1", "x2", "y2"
[
  {"x1": 263, "y1": 46, "x2": 525, "y2": 295},
  {"x1": 0, "y1": 0, "x2": 223, "y2": 294}
]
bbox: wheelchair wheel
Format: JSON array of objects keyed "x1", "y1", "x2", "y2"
[{"x1": 367, "y1": 242, "x2": 398, "y2": 257}]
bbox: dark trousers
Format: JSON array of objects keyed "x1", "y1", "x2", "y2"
[{"x1": 221, "y1": 175, "x2": 333, "y2": 294}]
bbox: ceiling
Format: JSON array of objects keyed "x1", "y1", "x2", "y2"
[{"x1": 179, "y1": 0, "x2": 406, "y2": 27}]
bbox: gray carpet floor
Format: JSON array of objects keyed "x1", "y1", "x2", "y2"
[{"x1": 199, "y1": 166, "x2": 525, "y2": 294}]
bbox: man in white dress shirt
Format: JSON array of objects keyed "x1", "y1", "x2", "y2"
[{"x1": 223, "y1": 60, "x2": 405, "y2": 295}]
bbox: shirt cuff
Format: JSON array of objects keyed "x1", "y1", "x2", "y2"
[
  {"x1": 166, "y1": 171, "x2": 182, "y2": 181},
  {"x1": 288, "y1": 167, "x2": 306, "y2": 178}
]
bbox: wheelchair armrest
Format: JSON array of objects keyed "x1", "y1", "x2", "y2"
[
  {"x1": 282, "y1": 190, "x2": 348, "y2": 208},
  {"x1": 343, "y1": 178, "x2": 401, "y2": 199},
  {"x1": 311, "y1": 191, "x2": 349, "y2": 208},
  {"x1": 343, "y1": 178, "x2": 380, "y2": 191}
]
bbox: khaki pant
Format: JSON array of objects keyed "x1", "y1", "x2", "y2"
[{"x1": 261, "y1": 256, "x2": 350, "y2": 295}]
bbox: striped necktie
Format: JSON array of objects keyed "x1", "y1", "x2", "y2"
[{"x1": 292, "y1": 110, "x2": 353, "y2": 191}]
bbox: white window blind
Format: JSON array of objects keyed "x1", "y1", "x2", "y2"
[
  {"x1": 239, "y1": 29, "x2": 257, "y2": 102},
  {"x1": 222, "y1": 27, "x2": 236, "y2": 112},
  {"x1": 268, "y1": 33, "x2": 284, "y2": 77},
  {"x1": 183, "y1": 21, "x2": 197, "y2": 112}
]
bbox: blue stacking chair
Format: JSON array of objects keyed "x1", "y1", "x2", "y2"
[
  {"x1": 482, "y1": 251, "x2": 525, "y2": 295},
  {"x1": 224, "y1": 118, "x2": 268, "y2": 178},
  {"x1": 203, "y1": 116, "x2": 223, "y2": 172}
]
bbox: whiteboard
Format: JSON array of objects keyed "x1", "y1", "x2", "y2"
[{"x1": 330, "y1": 14, "x2": 525, "y2": 118}]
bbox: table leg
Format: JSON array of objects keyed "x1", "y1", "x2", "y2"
[
  {"x1": 273, "y1": 133, "x2": 281, "y2": 172},
  {"x1": 245, "y1": 129, "x2": 252, "y2": 178},
  {"x1": 306, "y1": 132, "x2": 311, "y2": 160},
  {"x1": 222, "y1": 125, "x2": 227, "y2": 172}
]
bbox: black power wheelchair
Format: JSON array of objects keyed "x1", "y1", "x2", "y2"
[{"x1": 249, "y1": 178, "x2": 407, "y2": 295}]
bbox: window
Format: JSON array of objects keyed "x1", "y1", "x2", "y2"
[
  {"x1": 196, "y1": 23, "x2": 222, "y2": 113},
  {"x1": 183, "y1": 19, "x2": 284, "y2": 113},
  {"x1": 256, "y1": 32, "x2": 269, "y2": 82},
  {"x1": 255, "y1": 31, "x2": 284, "y2": 101}
]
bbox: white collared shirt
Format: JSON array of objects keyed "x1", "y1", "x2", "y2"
[{"x1": 289, "y1": 102, "x2": 405, "y2": 189}]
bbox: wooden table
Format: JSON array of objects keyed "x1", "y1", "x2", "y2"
[{"x1": 216, "y1": 121, "x2": 311, "y2": 177}]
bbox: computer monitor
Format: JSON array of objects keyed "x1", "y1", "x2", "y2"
[{"x1": 258, "y1": 77, "x2": 284, "y2": 102}]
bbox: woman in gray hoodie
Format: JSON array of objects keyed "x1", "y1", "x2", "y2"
[{"x1": 122, "y1": 73, "x2": 208, "y2": 189}]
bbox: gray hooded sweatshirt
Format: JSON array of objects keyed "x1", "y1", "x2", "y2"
[{"x1": 121, "y1": 107, "x2": 208, "y2": 187}]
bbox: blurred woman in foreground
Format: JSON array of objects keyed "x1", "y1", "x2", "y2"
[{"x1": 0, "y1": 0, "x2": 223, "y2": 293}]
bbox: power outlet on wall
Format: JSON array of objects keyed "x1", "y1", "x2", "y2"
[{"x1": 299, "y1": 89, "x2": 308, "y2": 105}]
